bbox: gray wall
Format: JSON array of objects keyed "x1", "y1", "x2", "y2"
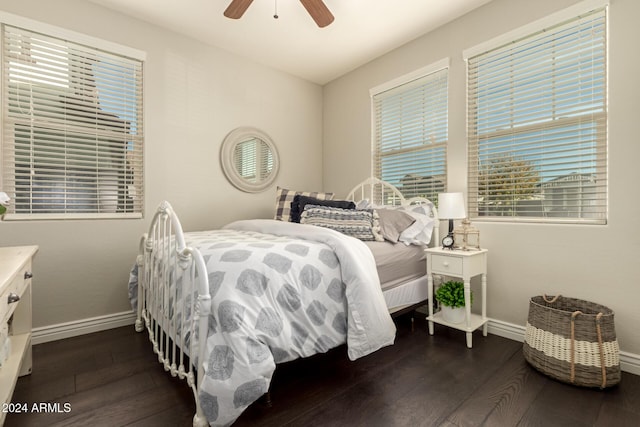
[
  {"x1": 0, "y1": 0, "x2": 324, "y2": 328},
  {"x1": 323, "y1": 0, "x2": 640, "y2": 356}
]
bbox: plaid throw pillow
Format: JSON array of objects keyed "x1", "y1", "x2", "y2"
[{"x1": 274, "y1": 187, "x2": 334, "y2": 222}]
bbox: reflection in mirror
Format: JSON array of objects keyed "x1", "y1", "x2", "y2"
[
  {"x1": 221, "y1": 127, "x2": 279, "y2": 192},
  {"x1": 233, "y1": 137, "x2": 274, "y2": 184}
]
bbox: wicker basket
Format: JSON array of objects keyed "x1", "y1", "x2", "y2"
[{"x1": 523, "y1": 295, "x2": 620, "y2": 388}]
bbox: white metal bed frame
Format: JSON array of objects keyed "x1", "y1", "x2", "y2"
[
  {"x1": 134, "y1": 178, "x2": 438, "y2": 426},
  {"x1": 135, "y1": 201, "x2": 211, "y2": 427}
]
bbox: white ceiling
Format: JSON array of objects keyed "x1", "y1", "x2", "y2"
[{"x1": 87, "y1": 0, "x2": 492, "y2": 85}]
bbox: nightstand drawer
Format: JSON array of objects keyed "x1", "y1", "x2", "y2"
[{"x1": 430, "y1": 254, "x2": 463, "y2": 275}]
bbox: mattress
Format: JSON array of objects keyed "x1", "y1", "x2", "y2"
[{"x1": 364, "y1": 241, "x2": 426, "y2": 291}]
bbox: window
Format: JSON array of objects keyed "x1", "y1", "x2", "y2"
[
  {"x1": 1, "y1": 16, "x2": 144, "y2": 219},
  {"x1": 465, "y1": 3, "x2": 607, "y2": 224},
  {"x1": 371, "y1": 60, "x2": 448, "y2": 202}
]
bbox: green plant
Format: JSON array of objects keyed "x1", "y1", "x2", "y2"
[
  {"x1": 0, "y1": 191, "x2": 9, "y2": 216},
  {"x1": 435, "y1": 280, "x2": 472, "y2": 308}
]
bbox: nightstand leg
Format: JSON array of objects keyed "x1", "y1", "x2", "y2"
[
  {"x1": 465, "y1": 279, "x2": 472, "y2": 348},
  {"x1": 427, "y1": 273, "x2": 434, "y2": 335}
]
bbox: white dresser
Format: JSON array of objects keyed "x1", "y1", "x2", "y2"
[{"x1": 0, "y1": 245, "x2": 37, "y2": 424}]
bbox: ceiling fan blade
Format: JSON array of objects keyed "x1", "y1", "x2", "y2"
[
  {"x1": 224, "y1": 0, "x2": 254, "y2": 19},
  {"x1": 300, "y1": 0, "x2": 335, "y2": 28}
]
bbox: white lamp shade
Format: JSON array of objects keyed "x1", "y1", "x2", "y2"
[{"x1": 438, "y1": 192, "x2": 466, "y2": 219}]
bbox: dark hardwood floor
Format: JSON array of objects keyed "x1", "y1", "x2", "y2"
[{"x1": 5, "y1": 314, "x2": 640, "y2": 427}]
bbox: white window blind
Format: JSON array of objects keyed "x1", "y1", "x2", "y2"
[
  {"x1": 1, "y1": 22, "x2": 144, "y2": 219},
  {"x1": 372, "y1": 66, "x2": 448, "y2": 202},
  {"x1": 466, "y1": 6, "x2": 607, "y2": 224}
]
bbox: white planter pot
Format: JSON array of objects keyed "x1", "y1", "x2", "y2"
[{"x1": 441, "y1": 306, "x2": 465, "y2": 324}]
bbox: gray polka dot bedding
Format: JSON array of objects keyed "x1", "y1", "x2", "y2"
[{"x1": 131, "y1": 219, "x2": 396, "y2": 426}]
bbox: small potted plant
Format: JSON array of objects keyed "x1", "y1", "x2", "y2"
[
  {"x1": 0, "y1": 191, "x2": 9, "y2": 219},
  {"x1": 435, "y1": 280, "x2": 472, "y2": 324}
]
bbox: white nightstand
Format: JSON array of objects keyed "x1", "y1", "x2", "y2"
[{"x1": 425, "y1": 247, "x2": 488, "y2": 348}]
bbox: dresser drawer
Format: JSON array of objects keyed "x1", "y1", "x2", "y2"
[
  {"x1": 0, "y1": 261, "x2": 31, "y2": 324},
  {"x1": 430, "y1": 254, "x2": 463, "y2": 275},
  {"x1": 0, "y1": 245, "x2": 37, "y2": 421}
]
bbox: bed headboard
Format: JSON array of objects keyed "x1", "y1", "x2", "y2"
[
  {"x1": 345, "y1": 177, "x2": 440, "y2": 246},
  {"x1": 346, "y1": 177, "x2": 404, "y2": 206}
]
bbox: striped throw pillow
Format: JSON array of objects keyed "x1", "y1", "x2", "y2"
[{"x1": 300, "y1": 205, "x2": 384, "y2": 241}]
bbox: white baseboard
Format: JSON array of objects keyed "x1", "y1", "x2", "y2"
[
  {"x1": 29, "y1": 312, "x2": 640, "y2": 376},
  {"x1": 487, "y1": 318, "x2": 640, "y2": 376},
  {"x1": 486, "y1": 318, "x2": 528, "y2": 343},
  {"x1": 31, "y1": 311, "x2": 136, "y2": 345}
]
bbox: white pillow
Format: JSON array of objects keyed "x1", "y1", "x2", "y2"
[
  {"x1": 394, "y1": 204, "x2": 436, "y2": 246},
  {"x1": 355, "y1": 199, "x2": 372, "y2": 210},
  {"x1": 353, "y1": 200, "x2": 436, "y2": 245}
]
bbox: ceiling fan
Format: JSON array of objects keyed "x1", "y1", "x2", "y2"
[{"x1": 224, "y1": 0, "x2": 335, "y2": 28}]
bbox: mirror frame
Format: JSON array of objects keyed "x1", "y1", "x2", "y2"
[{"x1": 220, "y1": 127, "x2": 280, "y2": 193}]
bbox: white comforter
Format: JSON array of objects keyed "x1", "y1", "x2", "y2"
[
  {"x1": 225, "y1": 219, "x2": 397, "y2": 360},
  {"x1": 188, "y1": 220, "x2": 396, "y2": 426}
]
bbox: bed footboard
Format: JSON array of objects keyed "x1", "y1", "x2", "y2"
[{"x1": 135, "y1": 201, "x2": 211, "y2": 427}]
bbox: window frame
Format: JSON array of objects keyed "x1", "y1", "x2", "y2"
[
  {"x1": 370, "y1": 58, "x2": 449, "y2": 203},
  {"x1": 0, "y1": 11, "x2": 145, "y2": 220},
  {"x1": 463, "y1": 0, "x2": 608, "y2": 225}
]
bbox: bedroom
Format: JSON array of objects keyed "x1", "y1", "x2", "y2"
[{"x1": 0, "y1": 0, "x2": 638, "y2": 425}]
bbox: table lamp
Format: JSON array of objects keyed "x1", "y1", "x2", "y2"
[{"x1": 437, "y1": 192, "x2": 466, "y2": 249}]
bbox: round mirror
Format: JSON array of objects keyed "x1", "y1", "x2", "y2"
[{"x1": 220, "y1": 127, "x2": 280, "y2": 193}]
